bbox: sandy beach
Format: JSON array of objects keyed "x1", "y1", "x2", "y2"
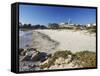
[{"x1": 34, "y1": 29, "x2": 96, "y2": 53}]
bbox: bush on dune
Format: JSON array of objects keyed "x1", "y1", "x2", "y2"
[
  {"x1": 75, "y1": 51, "x2": 96, "y2": 67},
  {"x1": 40, "y1": 50, "x2": 73, "y2": 69},
  {"x1": 52, "y1": 50, "x2": 72, "y2": 59},
  {"x1": 88, "y1": 29, "x2": 96, "y2": 33},
  {"x1": 86, "y1": 26, "x2": 96, "y2": 33},
  {"x1": 40, "y1": 50, "x2": 96, "y2": 69}
]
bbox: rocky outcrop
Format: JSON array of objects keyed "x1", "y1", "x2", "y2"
[
  {"x1": 20, "y1": 48, "x2": 48, "y2": 62},
  {"x1": 19, "y1": 48, "x2": 49, "y2": 71}
]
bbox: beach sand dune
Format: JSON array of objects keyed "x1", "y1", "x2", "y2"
[{"x1": 34, "y1": 29, "x2": 96, "y2": 53}]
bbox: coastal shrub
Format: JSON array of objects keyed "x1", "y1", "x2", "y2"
[
  {"x1": 59, "y1": 27, "x2": 73, "y2": 30},
  {"x1": 40, "y1": 50, "x2": 73, "y2": 69},
  {"x1": 88, "y1": 29, "x2": 96, "y2": 33},
  {"x1": 53, "y1": 50, "x2": 72, "y2": 59},
  {"x1": 91, "y1": 29, "x2": 96, "y2": 33},
  {"x1": 75, "y1": 51, "x2": 96, "y2": 67},
  {"x1": 74, "y1": 27, "x2": 81, "y2": 31},
  {"x1": 86, "y1": 26, "x2": 96, "y2": 33},
  {"x1": 40, "y1": 50, "x2": 96, "y2": 69}
]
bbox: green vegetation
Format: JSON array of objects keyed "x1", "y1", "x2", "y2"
[
  {"x1": 86, "y1": 26, "x2": 96, "y2": 33},
  {"x1": 88, "y1": 29, "x2": 96, "y2": 33},
  {"x1": 59, "y1": 27, "x2": 74, "y2": 30},
  {"x1": 52, "y1": 50, "x2": 72, "y2": 59},
  {"x1": 40, "y1": 50, "x2": 72, "y2": 69},
  {"x1": 40, "y1": 50, "x2": 96, "y2": 69},
  {"x1": 75, "y1": 51, "x2": 96, "y2": 67}
]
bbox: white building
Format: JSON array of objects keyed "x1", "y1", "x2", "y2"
[
  {"x1": 92, "y1": 23, "x2": 96, "y2": 26},
  {"x1": 59, "y1": 22, "x2": 67, "y2": 25},
  {"x1": 86, "y1": 23, "x2": 96, "y2": 27}
]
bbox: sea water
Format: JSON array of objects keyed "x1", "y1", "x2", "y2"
[{"x1": 19, "y1": 31, "x2": 33, "y2": 48}]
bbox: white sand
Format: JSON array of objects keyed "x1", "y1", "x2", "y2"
[{"x1": 34, "y1": 29, "x2": 96, "y2": 53}]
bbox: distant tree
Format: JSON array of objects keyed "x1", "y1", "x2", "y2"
[
  {"x1": 48, "y1": 23, "x2": 59, "y2": 29},
  {"x1": 19, "y1": 23, "x2": 47, "y2": 29},
  {"x1": 28, "y1": 24, "x2": 31, "y2": 27},
  {"x1": 23, "y1": 24, "x2": 28, "y2": 27},
  {"x1": 34, "y1": 24, "x2": 41, "y2": 29},
  {"x1": 41, "y1": 25, "x2": 47, "y2": 29},
  {"x1": 65, "y1": 22, "x2": 68, "y2": 24}
]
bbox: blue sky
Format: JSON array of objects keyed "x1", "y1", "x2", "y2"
[{"x1": 19, "y1": 4, "x2": 96, "y2": 26}]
